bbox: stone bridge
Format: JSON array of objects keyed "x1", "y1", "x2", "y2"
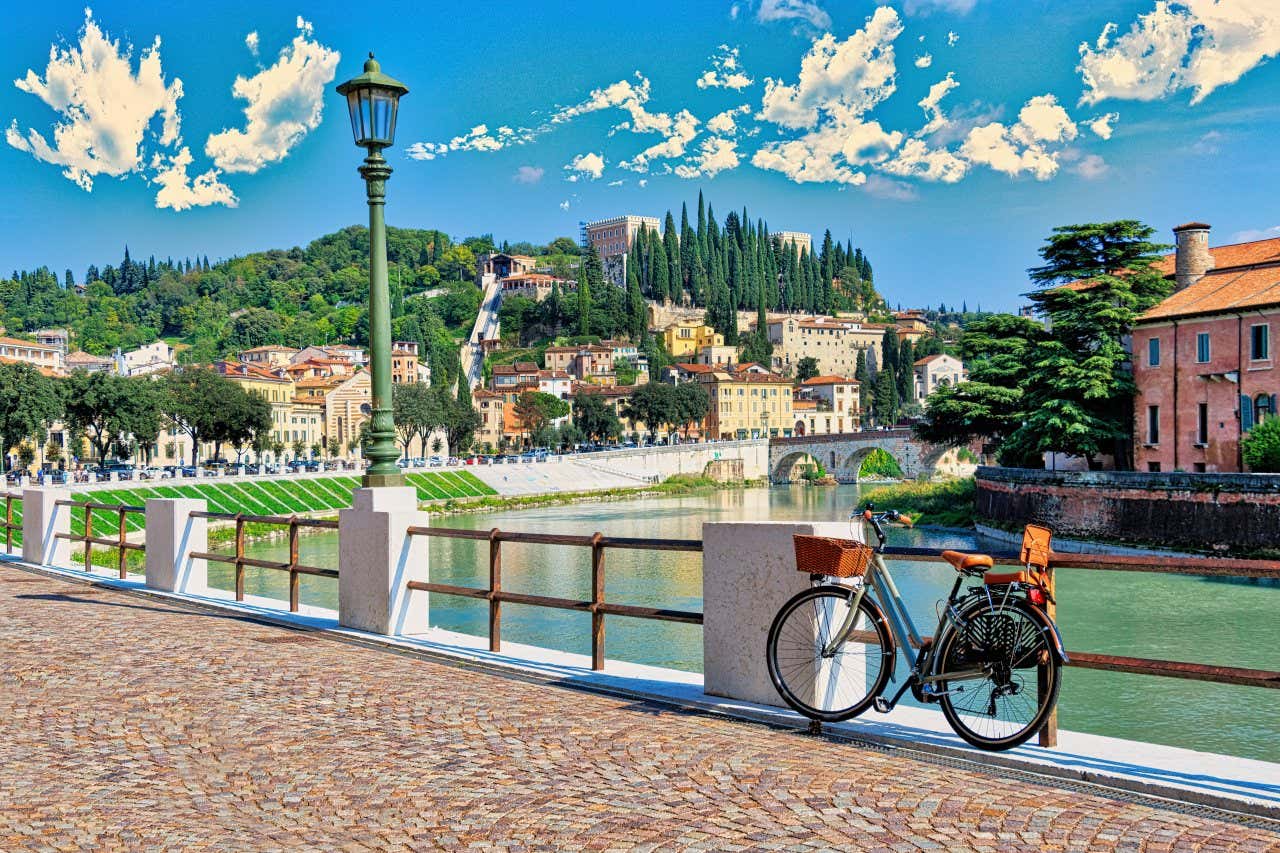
[{"x1": 768, "y1": 429, "x2": 962, "y2": 483}]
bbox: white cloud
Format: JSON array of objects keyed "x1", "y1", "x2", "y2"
[
  {"x1": 904, "y1": 0, "x2": 978, "y2": 14},
  {"x1": 407, "y1": 124, "x2": 533, "y2": 161},
  {"x1": 638, "y1": 178, "x2": 648, "y2": 187},
  {"x1": 7, "y1": 9, "x2": 183, "y2": 191},
  {"x1": 863, "y1": 173, "x2": 919, "y2": 200},
  {"x1": 706, "y1": 104, "x2": 752, "y2": 135},
  {"x1": 759, "y1": 7, "x2": 904, "y2": 130},
  {"x1": 620, "y1": 109, "x2": 700, "y2": 173},
  {"x1": 1187, "y1": 128, "x2": 1224, "y2": 154},
  {"x1": 675, "y1": 137, "x2": 741, "y2": 178},
  {"x1": 205, "y1": 17, "x2": 339, "y2": 173},
  {"x1": 752, "y1": 130, "x2": 868, "y2": 185},
  {"x1": 151, "y1": 147, "x2": 237, "y2": 210},
  {"x1": 559, "y1": 200, "x2": 570, "y2": 210},
  {"x1": 879, "y1": 137, "x2": 968, "y2": 182},
  {"x1": 565, "y1": 152, "x2": 606, "y2": 180},
  {"x1": 947, "y1": 31, "x2": 960, "y2": 46},
  {"x1": 1232, "y1": 225, "x2": 1280, "y2": 241},
  {"x1": 1079, "y1": 0, "x2": 1280, "y2": 106},
  {"x1": 696, "y1": 45, "x2": 754, "y2": 91},
  {"x1": 607, "y1": 179, "x2": 625, "y2": 186},
  {"x1": 513, "y1": 165, "x2": 544, "y2": 184},
  {"x1": 916, "y1": 72, "x2": 960, "y2": 135},
  {"x1": 1071, "y1": 153, "x2": 1110, "y2": 180},
  {"x1": 756, "y1": 0, "x2": 831, "y2": 30},
  {"x1": 1011, "y1": 94, "x2": 1078, "y2": 145},
  {"x1": 245, "y1": 31, "x2": 259, "y2": 57},
  {"x1": 960, "y1": 120, "x2": 1059, "y2": 180},
  {"x1": 1087, "y1": 111, "x2": 1119, "y2": 139},
  {"x1": 914, "y1": 53, "x2": 933, "y2": 68}
]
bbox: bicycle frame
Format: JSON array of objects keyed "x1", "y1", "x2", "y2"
[{"x1": 823, "y1": 546, "x2": 990, "y2": 695}]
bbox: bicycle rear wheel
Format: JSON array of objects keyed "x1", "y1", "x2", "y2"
[
  {"x1": 766, "y1": 585, "x2": 893, "y2": 722},
  {"x1": 934, "y1": 597, "x2": 1061, "y2": 751}
]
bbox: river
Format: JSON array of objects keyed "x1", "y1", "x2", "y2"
[{"x1": 215, "y1": 484, "x2": 1280, "y2": 763}]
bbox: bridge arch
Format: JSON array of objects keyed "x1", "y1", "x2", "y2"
[
  {"x1": 843, "y1": 446, "x2": 903, "y2": 482},
  {"x1": 772, "y1": 450, "x2": 822, "y2": 483}
]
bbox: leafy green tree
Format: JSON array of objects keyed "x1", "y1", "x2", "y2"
[
  {"x1": 292, "y1": 438, "x2": 306, "y2": 460},
  {"x1": 436, "y1": 385, "x2": 480, "y2": 455},
  {"x1": 674, "y1": 382, "x2": 710, "y2": 437},
  {"x1": 394, "y1": 382, "x2": 442, "y2": 459},
  {"x1": 795, "y1": 357, "x2": 820, "y2": 382},
  {"x1": 327, "y1": 437, "x2": 341, "y2": 458},
  {"x1": 63, "y1": 372, "x2": 157, "y2": 465},
  {"x1": 1006, "y1": 221, "x2": 1171, "y2": 468},
  {"x1": 621, "y1": 382, "x2": 679, "y2": 440},
  {"x1": 914, "y1": 314, "x2": 1046, "y2": 460},
  {"x1": 157, "y1": 369, "x2": 257, "y2": 465},
  {"x1": 1242, "y1": 417, "x2": 1280, "y2": 472},
  {"x1": 513, "y1": 391, "x2": 569, "y2": 443},
  {"x1": 0, "y1": 362, "x2": 61, "y2": 473},
  {"x1": 572, "y1": 390, "x2": 622, "y2": 442}
]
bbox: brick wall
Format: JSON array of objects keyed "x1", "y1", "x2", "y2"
[{"x1": 975, "y1": 466, "x2": 1280, "y2": 553}]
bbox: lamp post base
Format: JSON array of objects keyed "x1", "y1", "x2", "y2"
[{"x1": 362, "y1": 472, "x2": 406, "y2": 489}]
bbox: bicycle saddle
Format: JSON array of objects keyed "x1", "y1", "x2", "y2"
[{"x1": 941, "y1": 550, "x2": 994, "y2": 574}]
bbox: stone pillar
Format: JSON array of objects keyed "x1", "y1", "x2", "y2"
[
  {"x1": 338, "y1": 487, "x2": 429, "y2": 635},
  {"x1": 22, "y1": 488, "x2": 71, "y2": 567},
  {"x1": 702, "y1": 520, "x2": 861, "y2": 706},
  {"x1": 145, "y1": 498, "x2": 208, "y2": 595}
]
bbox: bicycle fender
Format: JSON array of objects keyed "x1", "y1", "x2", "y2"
[{"x1": 1025, "y1": 602, "x2": 1069, "y2": 663}]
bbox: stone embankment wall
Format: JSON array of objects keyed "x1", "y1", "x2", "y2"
[{"x1": 975, "y1": 466, "x2": 1280, "y2": 553}]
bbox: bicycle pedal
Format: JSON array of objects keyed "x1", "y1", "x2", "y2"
[{"x1": 872, "y1": 697, "x2": 891, "y2": 714}]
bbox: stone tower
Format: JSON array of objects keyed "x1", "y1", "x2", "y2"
[{"x1": 1172, "y1": 222, "x2": 1214, "y2": 292}]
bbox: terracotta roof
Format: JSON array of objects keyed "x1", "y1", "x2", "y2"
[
  {"x1": 66, "y1": 350, "x2": 113, "y2": 364},
  {"x1": 0, "y1": 355, "x2": 60, "y2": 376},
  {"x1": 800, "y1": 375, "x2": 857, "y2": 386},
  {"x1": 241, "y1": 345, "x2": 298, "y2": 354},
  {"x1": 0, "y1": 336, "x2": 58, "y2": 350},
  {"x1": 1138, "y1": 266, "x2": 1280, "y2": 322},
  {"x1": 671, "y1": 362, "x2": 714, "y2": 374},
  {"x1": 914, "y1": 354, "x2": 950, "y2": 366}
]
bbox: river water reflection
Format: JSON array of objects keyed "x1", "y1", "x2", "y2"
[{"x1": 217, "y1": 484, "x2": 1279, "y2": 762}]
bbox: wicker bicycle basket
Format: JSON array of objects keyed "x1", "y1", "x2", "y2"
[{"x1": 793, "y1": 535, "x2": 875, "y2": 578}]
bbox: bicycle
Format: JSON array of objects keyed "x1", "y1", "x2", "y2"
[{"x1": 766, "y1": 505, "x2": 1067, "y2": 751}]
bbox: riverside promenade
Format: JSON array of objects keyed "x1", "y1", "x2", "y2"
[{"x1": 1, "y1": 562, "x2": 1276, "y2": 851}]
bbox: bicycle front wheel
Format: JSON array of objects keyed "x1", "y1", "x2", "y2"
[
  {"x1": 934, "y1": 597, "x2": 1061, "y2": 751},
  {"x1": 766, "y1": 585, "x2": 893, "y2": 722}
]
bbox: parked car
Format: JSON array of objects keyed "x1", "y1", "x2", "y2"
[{"x1": 428, "y1": 455, "x2": 443, "y2": 467}]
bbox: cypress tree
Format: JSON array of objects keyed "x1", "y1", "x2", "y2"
[
  {"x1": 653, "y1": 234, "x2": 670, "y2": 304},
  {"x1": 897, "y1": 337, "x2": 915, "y2": 402},
  {"x1": 663, "y1": 211, "x2": 680, "y2": 303},
  {"x1": 626, "y1": 257, "x2": 645, "y2": 342}
]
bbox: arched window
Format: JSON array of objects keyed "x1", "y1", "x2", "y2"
[{"x1": 1255, "y1": 393, "x2": 1274, "y2": 423}]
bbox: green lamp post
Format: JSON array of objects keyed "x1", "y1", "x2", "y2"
[{"x1": 337, "y1": 53, "x2": 408, "y2": 487}]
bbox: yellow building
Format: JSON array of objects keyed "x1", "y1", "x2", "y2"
[
  {"x1": 215, "y1": 360, "x2": 295, "y2": 446},
  {"x1": 696, "y1": 369, "x2": 794, "y2": 440},
  {"x1": 287, "y1": 399, "x2": 327, "y2": 453},
  {"x1": 662, "y1": 321, "x2": 725, "y2": 358}
]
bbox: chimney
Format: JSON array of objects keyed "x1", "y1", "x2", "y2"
[{"x1": 1172, "y1": 222, "x2": 1214, "y2": 291}]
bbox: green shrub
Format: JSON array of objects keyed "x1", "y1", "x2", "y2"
[
  {"x1": 861, "y1": 477, "x2": 975, "y2": 528},
  {"x1": 1243, "y1": 417, "x2": 1280, "y2": 472}
]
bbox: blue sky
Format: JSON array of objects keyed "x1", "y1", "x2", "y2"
[{"x1": 2, "y1": 0, "x2": 1278, "y2": 310}]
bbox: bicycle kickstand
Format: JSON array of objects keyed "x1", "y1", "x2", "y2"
[{"x1": 873, "y1": 679, "x2": 916, "y2": 714}]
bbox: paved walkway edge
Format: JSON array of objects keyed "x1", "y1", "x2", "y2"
[{"x1": 4, "y1": 556, "x2": 1277, "y2": 822}]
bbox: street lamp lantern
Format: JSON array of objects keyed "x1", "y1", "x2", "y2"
[
  {"x1": 337, "y1": 53, "x2": 408, "y2": 149},
  {"x1": 336, "y1": 53, "x2": 409, "y2": 488}
]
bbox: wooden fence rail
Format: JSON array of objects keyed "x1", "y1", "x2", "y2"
[
  {"x1": 404, "y1": 526, "x2": 703, "y2": 671},
  {"x1": 53, "y1": 500, "x2": 145, "y2": 579},
  {"x1": 187, "y1": 511, "x2": 338, "y2": 612}
]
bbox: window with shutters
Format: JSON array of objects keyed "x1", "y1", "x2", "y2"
[
  {"x1": 1251, "y1": 324, "x2": 1270, "y2": 360},
  {"x1": 1255, "y1": 393, "x2": 1274, "y2": 423},
  {"x1": 1148, "y1": 337, "x2": 1160, "y2": 366},
  {"x1": 1196, "y1": 333, "x2": 1211, "y2": 363}
]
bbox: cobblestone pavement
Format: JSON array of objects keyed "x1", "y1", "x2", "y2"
[{"x1": 0, "y1": 565, "x2": 1276, "y2": 852}]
